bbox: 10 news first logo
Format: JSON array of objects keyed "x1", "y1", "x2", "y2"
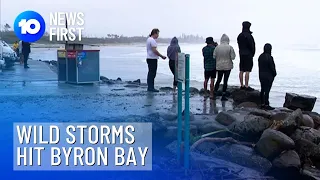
[{"x1": 14, "y1": 10, "x2": 84, "y2": 43}]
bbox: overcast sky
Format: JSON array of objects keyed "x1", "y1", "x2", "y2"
[{"x1": 0, "y1": 0, "x2": 319, "y2": 45}]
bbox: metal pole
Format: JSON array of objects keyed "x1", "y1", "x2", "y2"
[
  {"x1": 177, "y1": 81, "x2": 182, "y2": 161},
  {"x1": 184, "y1": 54, "x2": 190, "y2": 170}
]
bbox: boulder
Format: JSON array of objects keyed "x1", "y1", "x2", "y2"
[
  {"x1": 255, "y1": 129, "x2": 295, "y2": 160},
  {"x1": 231, "y1": 88, "x2": 261, "y2": 105},
  {"x1": 160, "y1": 87, "x2": 173, "y2": 91},
  {"x1": 228, "y1": 114, "x2": 271, "y2": 139},
  {"x1": 189, "y1": 87, "x2": 200, "y2": 94},
  {"x1": 182, "y1": 110, "x2": 195, "y2": 121},
  {"x1": 116, "y1": 77, "x2": 122, "y2": 81},
  {"x1": 211, "y1": 144, "x2": 272, "y2": 174},
  {"x1": 100, "y1": 76, "x2": 109, "y2": 81},
  {"x1": 199, "y1": 88, "x2": 209, "y2": 96},
  {"x1": 248, "y1": 108, "x2": 273, "y2": 119},
  {"x1": 291, "y1": 127, "x2": 320, "y2": 144},
  {"x1": 236, "y1": 102, "x2": 258, "y2": 108},
  {"x1": 215, "y1": 111, "x2": 238, "y2": 126},
  {"x1": 302, "y1": 114, "x2": 315, "y2": 128},
  {"x1": 268, "y1": 150, "x2": 301, "y2": 180},
  {"x1": 295, "y1": 138, "x2": 320, "y2": 161},
  {"x1": 271, "y1": 112, "x2": 290, "y2": 121},
  {"x1": 278, "y1": 109, "x2": 303, "y2": 136},
  {"x1": 304, "y1": 112, "x2": 320, "y2": 129},
  {"x1": 192, "y1": 115, "x2": 228, "y2": 134},
  {"x1": 272, "y1": 150, "x2": 301, "y2": 169},
  {"x1": 283, "y1": 93, "x2": 317, "y2": 111}
]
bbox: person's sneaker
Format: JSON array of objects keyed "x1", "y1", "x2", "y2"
[
  {"x1": 24, "y1": 66, "x2": 30, "y2": 69},
  {"x1": 240, "y1": 86, "x2": 246, "y2": 90},
  {"x1": 147, "y1": 89, "x2": 159, "y2": 92},
  {"x1": 264, "y1": 105, "x2": 275, "y2": 110},
  {"x1": 260, "y1": 104, "x2": 265, "y2": 109},
  {"x1": 221, "y1": 96, "x2": 228, "y2": 101},
  {"x1": 245, "y1": 86, "x2": 254, "y2": 91}
]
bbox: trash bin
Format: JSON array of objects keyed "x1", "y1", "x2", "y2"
[{"x1": 57, "y1": 43, "x2": 100, "y2": 84}]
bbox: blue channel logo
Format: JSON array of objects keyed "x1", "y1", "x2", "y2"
[{"x1": 14, "y1": 11, "x2": 46, "y2": 42}]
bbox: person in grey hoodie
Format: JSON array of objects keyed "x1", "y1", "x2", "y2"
[
  {"x1": 213, "y1": 34, "x2": 236, "y2": 101},
  {"x1": 167, "y1": 37, "x2": 181, "y2": 91}
]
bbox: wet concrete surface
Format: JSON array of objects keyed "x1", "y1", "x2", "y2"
[{"x1": 0, "y1": 60, "x2": 237, "y2": 179}]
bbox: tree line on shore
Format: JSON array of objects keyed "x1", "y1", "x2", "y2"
[{"x1": 0, "y1": 30, "x2": 204, "y2": 45}]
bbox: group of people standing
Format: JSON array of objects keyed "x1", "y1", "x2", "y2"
[
  {"x1": 146, "y1": 21, "x2": 277, "y2": 110},
  {"x1": 12, "y1": 40, "x2": 31, "y2": 68}
]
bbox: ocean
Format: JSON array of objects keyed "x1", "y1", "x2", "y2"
[{"x1": 29, "y1": 42, "x2": 320, "y2": 112}]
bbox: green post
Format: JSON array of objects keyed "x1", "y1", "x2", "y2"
[
  {"x1": 177, "y1": 81, "x2": 182, "y2": 161},
  {"x1": 184, "y1": 54, "x2": 190, "y2": 170}
]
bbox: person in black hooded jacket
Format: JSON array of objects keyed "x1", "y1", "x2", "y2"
[
  {"x1": 258, "y1": 43, "x2": 277, "y2": 110},
  {"x1": 237, "y1": 21, "x2": 255, "y2": 91}
]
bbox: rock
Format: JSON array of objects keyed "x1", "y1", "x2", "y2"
[
  {"x1": 192, "y1": 115, "x2": 227, "y2": 134},
  {"x1": 212, "y1": 144, "x2": 272, "y2": 174},
  {"x1": 199, "y1": 88, "x2": 209, "y2": 96},
  {"x1": 269, "y1": 150, "x2": 301, "y2": 180},
  {"x1": 159, "y1": 87, "x2": 173, "y2": 91},
  {"x1": 100, "y1": 76, "x2": 109, "y2": 81},
  {"x1": 304, "y1": 112, "x2": 320, "y2": 129},
  {"x1": 164, "y1": 125, "x2": 198, "y2": 139},
  {"x1": 231, "y1": 88, "x2": 261, "y2": 105},
  {"x1": 190, "y1": 152, "x2": 270, "y2": 179},
  {"x1": 182, "y1": 110, "x2": 195, "y2": 121},
  {"x1": 279, "y1": 109, "x2": 303, "y2": 136},
  {"x1": 290, "y1": 127, "x2": 320, "y2": 144},
  {"x1": 303, "y1": 114, "x2": 315, "y2": 128},
  {"x1": 272, "y1": 150, "x2": 301, "y2": 169},
  {"x1": 248, "y1": 108, "x2": 273, "y2": 119},
  {"x1": 228, "y1": 114, "x2": 271, "y2": 139},
  {"x1": 133, "y1": 79, "x2": 141, "y2": 84},
  {"x1": 189, "y1": 87, "x2": 199, "y2": 94},
  {"x1": 283, "y1": 92, "x2": 317, "y2": 111},
  {"x1": 215, "y1": 111, "x2": 238, "y2": 126},
  {"x1": 271, "y1": 112, "x2": 290, "y2": 121},
  {"x1": 302, "y1": 166, "x2": 320, "y2": 180},
  {"x1": 255, "y1": 129, "x2": 295, "y2": 160},
  {"x1": 116, "y1": 77, "x2": 122, "y2": 81},
  {"x1": 159, "y1": 112, "x2": 177, "y2": 121},
  {"x1": 295, "y1": 138, "x2": 320, "y2": 161},
  {"x1": 236, "y1": 102, "x2": 258, "y2": 108},
  {"x1": 124, "y1": 84, "x2": 140, "y2": 88}
]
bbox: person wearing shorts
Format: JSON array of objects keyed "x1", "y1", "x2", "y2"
[
  {"x1": 202, "y1": 37, "x2": 217, "y2": 99},
  {"x1": 237, "y1": 21, "x2": 256, "y2": 91}
]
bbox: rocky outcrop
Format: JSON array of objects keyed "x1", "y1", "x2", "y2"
[
  {"x1": 255, "y1": 129, "x2": 295, "y2": 160},
  {"x1": 231, "y1": 88, "x2": 261, "y2": 105},
  {"x1": 284, "y1": 93, "x2": 317, "y2": 112},
  {"x1": 302, "y1": 114, "x2": 315, "y2": 128}
]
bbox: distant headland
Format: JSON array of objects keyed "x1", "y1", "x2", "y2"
[{"x1": 0, "y1": 30, "x2": 205, "y2": 45}]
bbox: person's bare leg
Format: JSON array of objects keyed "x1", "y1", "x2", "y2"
[
  {"x1": 239, "y1": 71, "x2": 244, "y2": 87},
  {"x1": 245, "y1": 72, "x2": 250, "y2": 87},
  {"x1": 204, "y1": 79, "x2": 209, "y2": 97},
  {"x1": 210, "y1": 78, "x2": 215, "y2": 98}
]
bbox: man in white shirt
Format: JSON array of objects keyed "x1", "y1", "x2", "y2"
[{"x1": 146, "y1": 28, "x2": 166, "y2": 92}]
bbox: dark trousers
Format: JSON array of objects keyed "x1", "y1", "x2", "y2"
[
  {"x1": 260, "y1": 77, "x2": 274, "y2": 105},
  {"x1": 169, "y1": 60, "x2": 178, "y2": 86},
  {"x1": 214, "y1": 70, "x2": 231, "y2": 93},
  {"x1": 147, "y1": 59, "x2": 158, "y2": 90},
  {"x1": 23, "y1": 53, "x2": 29, "y2": 67}
]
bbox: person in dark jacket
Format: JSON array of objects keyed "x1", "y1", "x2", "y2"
[
  {"x1": 167, "y1": 37, "x2": 181, "y2": 92},
  {"x1": 202, "y1": 37, "x2": 217, "y2": 99},
  {"x1": 258, "y1": 43, "x2": 277, "y2": 110},
  {"x1": 22, "y1": 41, "x2": 31, "y2": 68},
  {"x1": 237, "y1": 21, "x2": 255, "y2": 91}
]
